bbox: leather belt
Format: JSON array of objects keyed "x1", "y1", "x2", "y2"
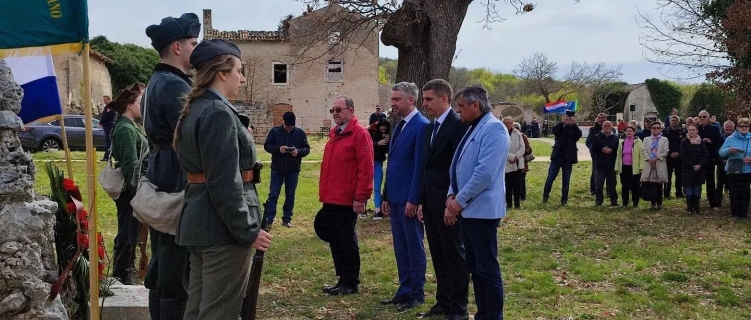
[{"x1": 187, "y1": 170, "x2": 254, "y2": 184}]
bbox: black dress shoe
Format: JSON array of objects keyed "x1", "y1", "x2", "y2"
[
  {"x1": 327, "y1": 285, "x2": 358, "y2": 295},
  {"x1": 322, "y1": 284, "x2": 340, "y2": 294},
  {"x1": 396, "y1": 299, "x2": 422, "y2": 313},
  {"x1": 417, "y1": 304, "x2": 447, "y2": 318},
  {"x1": 380, "y1": 297, "x2": 407, "y2": 305},
  {"x1": 447, "y1": 312, "x2": 470, "y2": 320}
]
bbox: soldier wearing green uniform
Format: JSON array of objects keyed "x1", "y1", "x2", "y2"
[{"x1": 174, "y1": 39, "x2": 273, "y2": 320}]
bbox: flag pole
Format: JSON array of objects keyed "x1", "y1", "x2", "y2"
[
  {"x1": 58, "y1": 114, "x2": 74, "y2": 178},
  {"x1": 82, "y1": 43, "x2": 100, "y2": 320}
]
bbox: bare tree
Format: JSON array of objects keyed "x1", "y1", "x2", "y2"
[
  {"x1": 514, "y1": 52, "x2": 622, "y2": 103},
  {"x1": 296, "y1": 0, "x2": 577, "y2": 109},
  {"x1": 637, "y1": 0, "x2": 729, "y2": 78}
]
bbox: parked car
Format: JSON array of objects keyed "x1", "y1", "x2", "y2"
[{"x1": 18, "y1": 115, "x2": 106, "y2": 152}]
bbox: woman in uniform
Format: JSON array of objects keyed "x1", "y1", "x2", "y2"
[{"x1": 173, "y1": 39, "x2": 272, "y2": 320}]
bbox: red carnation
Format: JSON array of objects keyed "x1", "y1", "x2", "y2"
[
  {"x1": 98, "y1": 245, "x2": 106, "y2": 259},
  {"x1": 77, "y1": 233, "x2": 89, "y2": 250},
  {"x1": 62, "y1": 178, "x2": 76, "y2": 192},
  {"x1": 66, "y1": 202, "x2": 76, "y2": 214},
  {"x1": 81, "y1": 220, "x2": 89, "y2": 231},
  {"x1": 97, "y1": 232, "x2": 104, "y2": 244},
  {"x1": 98, "y1": 261, "x2": 106, "y2": 280},
  {"x1": 69, "y1": 188, "x2": 82, "y2": 201},
  {"x1": 77, "y1": 209, "x2": 88, "y2": 222}
]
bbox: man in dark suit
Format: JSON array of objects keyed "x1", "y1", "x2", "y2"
[
  {"x1": 416, "y1": 79, "x2": 470, "y2": 320},
  {"x1": 697, "y1": 109, "x2": 725, "y2": 209},
  {"x1": 381, "y1": 82, "x2": 430, "y2": 313}
]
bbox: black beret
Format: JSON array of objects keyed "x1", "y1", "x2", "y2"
[
  {"x1": 145, "y1": 13, "x2": 201, "y2": 51},
  {"x1": 189, "y1": 39, "x2": 242, "y2": 70}
]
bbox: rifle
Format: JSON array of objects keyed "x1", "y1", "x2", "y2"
[
  {"x1": 241, "y1": 200, "x2": 270, "y2": 320},
  {"x1": 137, "y1": 223, "x2": 149, "y2": 279}
]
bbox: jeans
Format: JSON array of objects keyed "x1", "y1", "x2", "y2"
[
  {"x1": 594, "y1": 168, "x2": 618, "y2": 205},
  {"x1": 266, "y1": 169, "x2": 300, "y2": 223},
  {"x1": 461, "y1": 218, "x2": 504, "y2": 320},
  {"x1": 373, "y1": 161, "x2": 384, "y2": 209},
  {"x1": 619, "y1": 165, "x2": 640, "y2": 206},
  {"x1": 505, "y1": 170, "x2": 521, "y2": 208},
  {"x1": 543, "y1": 161, "x2": 573, "y2": 203},
  {"x1": 665, "y1": 160, "x2": 683, "y2": 196},
  {"x1": 684, "y1": 184, "x2": 702, "y2": 196}
]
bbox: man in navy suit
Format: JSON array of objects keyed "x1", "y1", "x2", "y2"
[
  {"x1": 447, "y1": 85, "x2": 508, "y2": 320},
  {"x1": 417, "y1": 79, "x2": 470, "y2": 320},
  {"x1": 380, "y1": 82, "x2": 430, "y2": 313}
]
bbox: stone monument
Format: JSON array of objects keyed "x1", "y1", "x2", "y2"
[{"x1": 0, "y1": 60, "x2": 68, "y2": 319}]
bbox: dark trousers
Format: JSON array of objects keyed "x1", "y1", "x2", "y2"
[
  {"x1": 619, "y1": 165, "x2": 640, "y2": 206},
  {"x1": 705, "y1": 161, "x2": 720, "y2": 207},
  {"x1": 717, "y1": 162, "x2": 728, "y2": 207},
  {"x1": 728, "y1": 173, "x2": 751, "y2": 218},
  {"x1": 461, "y1": 218, "x2": 504, "y2": 320},
  {"x1": 266, "y1": 169, "x2": 300, "y2": 223},
  {"x1": 594, "y1": 168, "x2": 618, "y2": 205},
  {"x1": 589, "y1": 162, "x2": 596, "y2": 195},
  {"x1": 321, "y1": 204, "x2": 360, "y2": 287},
  {"x1": 665, "y1": 160, "x2": 683, "y2": 197},
  {"x1": 146, "y1": 229, "x2": 189, "y2": 320},
  {"x1": 389, "y1": 203, "x2": 426, "y2": 302},
  {"x1": 112, "y1": 190, "x2": 141, "y2": 282},
  {"x1": 519, "y1": 171, "x2": 527, "y2": 201},
  {"x1": 543, "y1": 161, "x2": 573, "y2": 203},
  {"x1": 103, "y1": 130, "x2": 112, "y2": 160},
  {"x1": 424, "y1": 205, "x2": 469, "y2": 315},
  {"x1": 505, "y1": 170, "x2": 521, "y2": 208}
]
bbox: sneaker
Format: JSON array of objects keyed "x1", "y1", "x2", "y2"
[
  {"x1": 282, "y1": 222, "x2": 293, "y2": 228},
  {"x1": 359, "y1": 213, "x2": 368, "y2": 219},
  {"x1": 372, "y1": 216, "x2": 383, "y2": 221}
]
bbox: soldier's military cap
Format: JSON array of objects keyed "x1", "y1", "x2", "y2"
[
  {"x1": 146, "y1": 13, "x2": 201, "y2": 51},
  {"x1": 189, "y1": 39, "x2": 242, "y2": 70}
]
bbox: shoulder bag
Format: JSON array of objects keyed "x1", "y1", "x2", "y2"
[
  {"x1": 130, "y1": 97, "x2": 184, "y2": 235},
  {"x1": 726, "y1": 140, "x2": 749, "y2": 175},
  {"x1": 97, "y1": 139, "x2": 125, "y2": 200}
]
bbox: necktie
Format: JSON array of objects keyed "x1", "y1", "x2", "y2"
[
  {"x1": 431, "y1": 121, "x2": 441, "y2": 146},
  {"x1": 336, "y1": 127, "x2": 342, "y2": 136},
  {"x1": 392, "y1": 120, "x2": 406, "y2": 144}
]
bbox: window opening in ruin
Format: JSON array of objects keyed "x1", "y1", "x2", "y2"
[
  {"x1": 273, "y1": 63, "x2": 288, "y2": 85},
  {"x1": 328, "y1": 31, "x2": 341, "y2": 45},
  {"x1": 326, "y1": 61, "x2": 343, "y2": 83}
]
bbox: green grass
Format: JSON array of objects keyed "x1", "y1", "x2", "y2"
[
  {"x1": 528, "y1": 138, "x2": 553, "y2": 157},
  {"x1": 31, "y1": 142, "x2": 751, "y2": 319}
]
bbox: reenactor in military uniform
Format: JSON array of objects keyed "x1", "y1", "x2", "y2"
[{"x1": 174, "y1": 39, "x2": 272, "y2": 320}]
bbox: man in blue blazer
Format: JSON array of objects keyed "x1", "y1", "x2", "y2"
[
  {"x1": 381, "y1": 82, "x2": 430, "y2": 313},
  {"x1": 447, "y1": 85, "x2": 508, "y2": 320}
]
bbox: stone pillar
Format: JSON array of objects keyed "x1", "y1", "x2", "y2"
[{"x1": 0, "y1": 60, "x2": 68, "y2": 319}]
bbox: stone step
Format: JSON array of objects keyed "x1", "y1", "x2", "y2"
[{"x1": 99, "y1": 284, "x2": 149, "y2": 320}]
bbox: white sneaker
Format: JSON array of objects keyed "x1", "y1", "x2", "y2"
[{"x1": 372, "y1": 216, "x2": 383, "y2": 221}]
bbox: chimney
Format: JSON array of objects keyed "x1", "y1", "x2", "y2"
[{"x1": 203, "y1": 9, "x2": 212, "y2": 31}]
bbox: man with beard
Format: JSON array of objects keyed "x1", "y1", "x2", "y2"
[{"x1": 141, "y1": 13, "x2": 200, "y2": 319}]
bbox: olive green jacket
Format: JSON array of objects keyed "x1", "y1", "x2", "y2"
[
  {"x1": 111, "y1": 116, "x2": 147, "y2": 193},
  {"x1": 174, "y1": 90, "x2": 261, "y2": 246}
]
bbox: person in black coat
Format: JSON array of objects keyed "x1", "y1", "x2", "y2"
[
  {"x1": 681, "y1": 124, "x2": 708, "y2": 213},
  {"x1": 368, "y1": 119, "x2": 390, "y2": 219},
  {"x1": 99, "y1": 95, "x2": 117, "y2": 161},
  {"x1": 591, "y1": 121, "x2": 620, "y2": 206},
  {"x1": 696, "y1": 110, "x2": 725, "y2": 209},
  {"x1": 586, "y1": 113, "x2": 607, "y2": 195},
  {"x1": 543, "y1": 113, "x2": 583, "y2": 205},
  {"x1": 662, "y1": 115, "x2": 686, "y2": 198},
  {"x1": 529, "y1": 118, "x2": 541, "y2": 138},
  {"x1": 141, "y1": 12, "x2": 200, "y2": 319},
  {"x1": 263, "y1": 111, "x2": 311, "y2": 228},
  {"x1": 637, "y1": 117, "x2": 655, "y2": 140},
  {"x1": 369, "y1": 105, "x2": 388, "y2": 125},
  {"x1": 415, "y1": 79, "x2": 470, "y2": 319}
]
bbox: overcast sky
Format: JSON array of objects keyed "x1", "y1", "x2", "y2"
[{"x1": 89, "y1": 0, "x2": 697, "y2": 84}]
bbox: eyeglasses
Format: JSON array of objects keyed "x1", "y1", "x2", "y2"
[
  {"x1": 329, "y1": 107, "x2": 350, "y2": 114},
  {"x1": 699, "y1": 115, "x2": 708, "y2": 118}
]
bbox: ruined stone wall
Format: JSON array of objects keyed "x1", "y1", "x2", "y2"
[
  {"x1": 0, "y1": 60, "x2": 67, "y2": 320},
  {"x1": 53, "y1": 53, "x2": 112, "y2": 115}
]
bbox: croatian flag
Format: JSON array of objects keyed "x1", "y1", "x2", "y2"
[
  {"x1": 4, "y1": 55, "x2": 63, "y2": 124},
  {"x1": 543, "y1": 100, "x2": 578, "y2": 114}
]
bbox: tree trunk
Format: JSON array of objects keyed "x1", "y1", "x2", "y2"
[{"x1": 381, "y1": 0, "x2": 472, "y2": 110}]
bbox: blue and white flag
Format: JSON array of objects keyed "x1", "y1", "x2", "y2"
[{"x1": 5, "y1": 55, "x2": 63, "y2": 124}]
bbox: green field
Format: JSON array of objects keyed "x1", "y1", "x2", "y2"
[{"x1": 31, "y1": 138, "x2": 751, "y2": 319}]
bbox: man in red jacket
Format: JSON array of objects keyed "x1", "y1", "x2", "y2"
[{"x1": 317, "y1": 96, "x2": 374, "y2": 296}]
